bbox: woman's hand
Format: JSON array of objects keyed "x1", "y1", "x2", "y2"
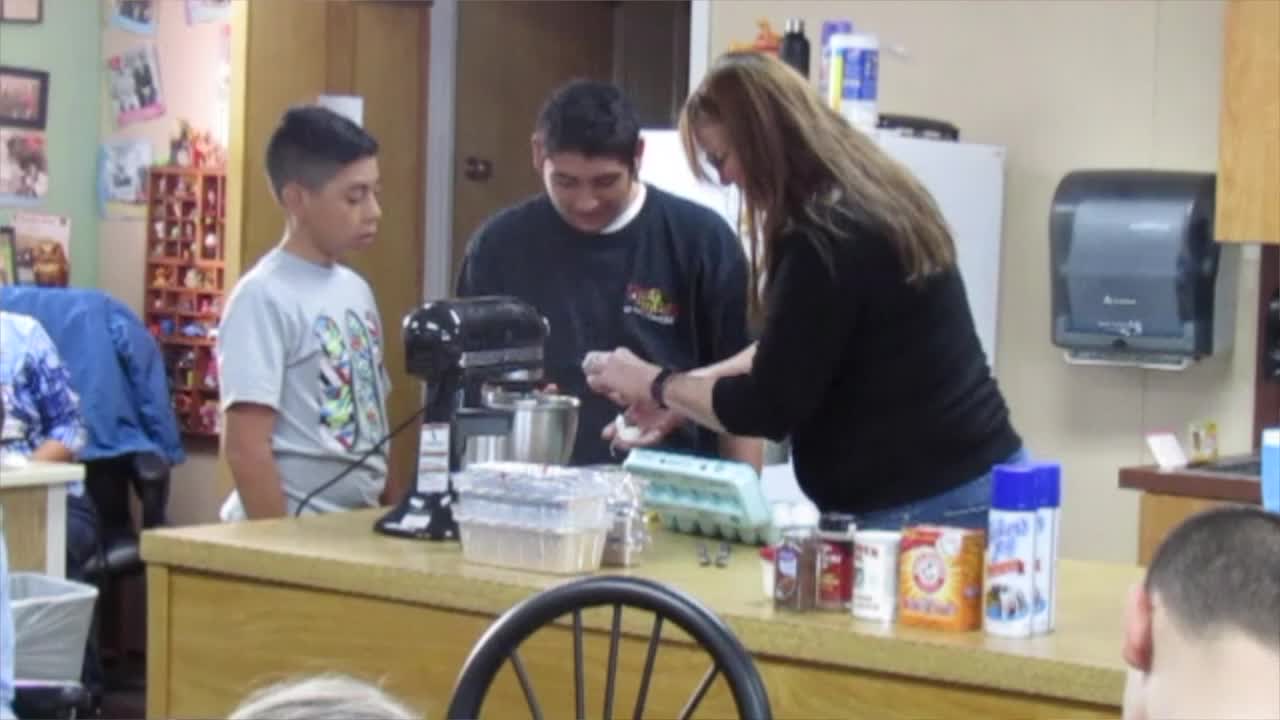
[
  {"x1": 582, "y1": 348, "x2": 660, "y2": 408},
  {"x1": 602, "y1": 402, "x2": 684, "y2": 449}
]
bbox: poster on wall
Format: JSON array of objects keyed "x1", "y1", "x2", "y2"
[
  {"x1": 0, "y1": 127, "x2": 48, "y2": 205},
  {"x1": 11, "y1": 211, "x2": 70, "y2": 287},
  {"x1": 0, "y1": 65, "x2": 49, "y2": 129},
  {"x1": 185, "y1": 0, "x2": 229, "y2": 24},
  {"x1": 106, "y1": 44, "x2": 165, "y2": 127},
  {"x1": 109, "y1": 0, "x2": 155, "y2": 35},
  {"x1": 98, "y1": 138, "x2": 152, "y2": 219},
  {"x1": 0, "y1": 0, "x2": 42, "y2": 24}
]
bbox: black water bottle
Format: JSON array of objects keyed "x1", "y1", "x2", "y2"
[{"x1": 780, "y1": 18, "x2": 810, "y2": 79}]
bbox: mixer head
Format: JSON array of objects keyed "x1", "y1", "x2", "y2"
[{"x1": 402, "y1": 296, "x2": 549, "y2": 384}]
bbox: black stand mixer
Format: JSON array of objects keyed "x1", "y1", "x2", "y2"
[{"x1": 374, "y1": 296, "x2": 549, "y2": 541}]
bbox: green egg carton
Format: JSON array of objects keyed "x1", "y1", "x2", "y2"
[{"x1": 622, "y1": 448, "x2": 777, "y2": 546}]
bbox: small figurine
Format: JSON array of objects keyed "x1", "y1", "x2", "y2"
[
  {"x1": 153, "y1": 220, "x2": 165, "y2": 237},
  {"x1": 184, "y1": 268, "x2": 201, "y2": 289},
  {"x1": 153, "y1": 266, "x2": 172, "y2": 287},
  {"x1": 159, "y1": 318, "x2": 176, "y2": 336},
  {"x1": 197, "y1": 297, "x2": 211, "y2": 314},
  {"x1": 202, "y1": 271, "x2": 218, "y2": 290},
  {"x1": 202, "y1": 354, "x2": 219, "y2": 389},
  {"x1": 198, "y1": 400, "x2": 219, "y2": 433},
  {"x1": 150, "y1": 243, "x2": 165, "y2": 257},
  {"x1": 168, "y1": 224, "x2": 181, "y2": 240},
  {"x1": 204, "y1": 232, "x2": 218, "y2": 252},
  {"x1": 151, "y1": 295, "x2": 165, "y2": 310},
  {"x1": 180, "y1": 322, "x2": 206, "y2": 337}
]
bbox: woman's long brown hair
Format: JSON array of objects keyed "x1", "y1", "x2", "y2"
[{"x1": 679, "y1": 51, "x2": 956, "y2": 308}]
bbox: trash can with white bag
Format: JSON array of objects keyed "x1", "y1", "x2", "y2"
[{"x1": 8, "y1": 573, "x2": 97, "y2": 682}]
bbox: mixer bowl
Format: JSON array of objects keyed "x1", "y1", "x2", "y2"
[{"x1": 464, "y1": 388, "x2": 580, "y2": 466}]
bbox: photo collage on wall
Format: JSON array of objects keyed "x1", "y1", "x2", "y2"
[{"x1": 0, "y1": 64, "x2": 50, "y2": 206}]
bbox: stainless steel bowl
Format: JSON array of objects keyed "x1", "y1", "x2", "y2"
[{"x1": 463, "y1": 388, "x2": 580, "y2": 466}]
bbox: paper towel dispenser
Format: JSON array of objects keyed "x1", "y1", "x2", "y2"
[{"x1": 1050, "y1": 170, "x2": 1238, "y2": 370}]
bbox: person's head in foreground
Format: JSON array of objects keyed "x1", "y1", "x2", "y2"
[
  {"x1": 532, "y1": 79, "x2": 643, "y2": 234},
  {"x1": 229, "y1": 673, "x2": 419, "y2": 720},
  {"x1": 1122, "y1": 506, "x2": 1280, "y2": 720},
  {"x1": 266, "y1": 105, "x2": 382, "y2": 264}
]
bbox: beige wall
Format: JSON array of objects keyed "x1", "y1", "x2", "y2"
[
  {"x1": 99, "y1": 2, "x2": 229, "y2": 525},
  {"x1": 709, "y1": 0, "x2": 1254, "y2": 563}
]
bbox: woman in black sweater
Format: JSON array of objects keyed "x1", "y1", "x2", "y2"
[{"x1": 584, "y1": 51, "x2": 1024, "y2": 530}]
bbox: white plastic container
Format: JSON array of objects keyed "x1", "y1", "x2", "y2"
[
  {"x1": 826, "y1": 32, "x2": 880, "y2": 133},
  {"x1": 852, "y1": 530, "x2": 900, "y2": 623},
  {"x1": 984, "y1": 465, "x2": 1037, "y2": 638},
  {"x1": 1032, "y1": 462, "x2": 1062, "y2": 634},
  {"x1": 10, "y1": 572, "x2": 99, "y2": 681},
  {"x1": 759, "y1": 545, "x2": 776, "y2": 600}
]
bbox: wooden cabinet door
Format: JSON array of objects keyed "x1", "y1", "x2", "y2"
[{"x1": 1215, "y1": 0, "x2": 1280, "y2": 244}]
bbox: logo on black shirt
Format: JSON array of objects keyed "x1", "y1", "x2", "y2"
[{"x1": 624, "y1": 283, "x2": 679, "y2": 326}]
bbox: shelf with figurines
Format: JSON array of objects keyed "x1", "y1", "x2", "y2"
[{"x1": 143, "y1": 122, "x2": 227, "y2": 438}]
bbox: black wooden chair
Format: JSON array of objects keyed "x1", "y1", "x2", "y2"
[{"x1": 446, "y1": 575, "x2": 772, "y2": 720}]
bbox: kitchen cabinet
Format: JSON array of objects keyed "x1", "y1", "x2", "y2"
[{"x1": 1215, "y1": 0, "x2": 1280, "y2": 244}]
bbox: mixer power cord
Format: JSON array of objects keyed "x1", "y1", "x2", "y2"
[{"x1": 294, "y1": 405, "x2": 429, "y2": 517}]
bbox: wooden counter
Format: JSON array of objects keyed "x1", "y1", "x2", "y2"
[
  {"x1": 142, "y1": 510, "x2": 1134, "y2": 719},
  {"x1": 1118, "y1": 460, "x2": 1261, "y2": 564},
  {"x1": 0, "y1": 460, "x2": 83, "y2": 576}
]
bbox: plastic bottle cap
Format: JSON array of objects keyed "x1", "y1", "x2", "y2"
[
  {"x1": 1030, "y1": 462, "x2": 1062, "y2": 508},
  {"x1": 991, "y1": 463, "x2": 1038, "y2": 511},
  {"x1": 819, "y1": 512, "x2": 856, "y2": 533},
  {"x1": 785, "y1": 18, "x2": 805, "y2": 33}
]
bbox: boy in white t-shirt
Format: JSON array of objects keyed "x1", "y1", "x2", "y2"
[{"x1": 217, "y1": 106, "x2": 397, "y2": 520}]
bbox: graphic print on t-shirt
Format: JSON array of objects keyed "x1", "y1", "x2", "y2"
[
  {"x1": 624, "y1": 283, "x2": 679, "y2": 325},
  {"x1": 314, "y1": 311, "x2": 387, "y2": 452},
  {"x1": 345, "y1": 309, "x2": 386, "y2": 441},
  {"x1": 315, "y1": 315, "x2": 357, "y2": 449}
]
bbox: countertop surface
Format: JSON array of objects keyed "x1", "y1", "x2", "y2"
[
  {"x1": 0, "y1": 459, "x2": 84, "y2": 489},
  {"x1": 1118, "y1": 456, "x2": 1261, "y2": 503},
  {"x1": 142, "y1": 509, "x2": 1135, "y2": 707}
]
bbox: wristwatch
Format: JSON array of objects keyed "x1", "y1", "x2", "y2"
[{"x1": 650, "y1": 367, "x2": 676, "y2": 409}]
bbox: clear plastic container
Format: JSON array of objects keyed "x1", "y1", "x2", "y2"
[
  {"x1": 454, "y1": 462, "x2": 612, "y2": 531},
  {"x1": 453, "y1": 463, "x2": 613, "y2": 574}
]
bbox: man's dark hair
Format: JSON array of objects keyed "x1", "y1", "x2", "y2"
[
  {"x1": 1146, "y1": 506, "x2": 1280, "y2": 650},
  {"x1": 265, "y1": 106, "x2": 378, "y2": 200},
  {"x1": 535, "y1": 79, "x2": 640, "y2": 170}
]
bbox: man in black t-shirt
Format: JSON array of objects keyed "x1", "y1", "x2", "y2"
[{"x1": 456, "y1": 80, "x2": 761, "y2": 469}]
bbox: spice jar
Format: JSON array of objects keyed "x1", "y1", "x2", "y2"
[
  {"x1": 816, "y1": 513, "x2": 856, "y2": 611},
  {"x1": 774, "y1": 528, "x2": 819, "y2": 612}
]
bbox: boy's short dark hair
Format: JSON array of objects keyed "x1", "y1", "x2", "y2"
[
  {"x1": 535, "y1": 80, "x2": 640, "y2": 171},
  {"x1": 1146, "y1": 506, "x2": 1280, "y2": 650},
  {"x1": 265, "y1": 106, "x2": 378, "y2": 200}
]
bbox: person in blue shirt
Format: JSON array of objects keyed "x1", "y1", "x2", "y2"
[
  {"x1": 1, "y1": 311, "x2": 96, "y2": 702},
  {"x1": 0, "y1": 310, "x2": 95, "y2": 576}
]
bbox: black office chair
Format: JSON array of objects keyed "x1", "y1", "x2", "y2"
[
  {"x1": 12, "y1": 680, "x2": 94, "y2": 720},
  {"x1": 80, "y1": 451, "x2": 171, "y2": 695},
  {"x1": 446, "y1": 575, "x2": 772, "y2": 720}
]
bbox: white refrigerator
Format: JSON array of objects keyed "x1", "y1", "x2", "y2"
[{"x1": 639, "y1": 128, "x2": 1008, "y2": 373}]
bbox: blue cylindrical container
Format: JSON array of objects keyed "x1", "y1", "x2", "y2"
[{"x1": 984, "y1": 464, "x2": 1038, "y2": 638}]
